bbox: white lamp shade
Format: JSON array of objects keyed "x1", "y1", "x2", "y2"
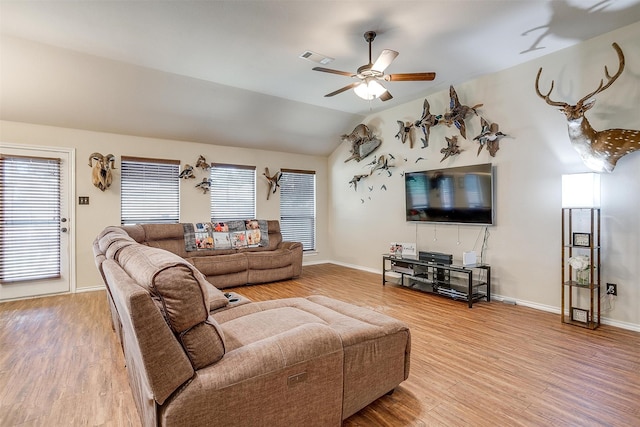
[
  {"x1": 353, "y1": 79, "x2": 387, "y2": 100},
  {"x1": 562, "y1": 173, "x2": 601, "y2": 208}
]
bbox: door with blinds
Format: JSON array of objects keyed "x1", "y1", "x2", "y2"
[{"x1": 0, "y1": 145, "x2": 72, "y2": 300}]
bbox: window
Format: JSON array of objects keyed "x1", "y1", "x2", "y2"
[
  {"x1": 280, "y1": 169, "x2": 315, "y2": 251},
  {"x1": 0, "y1": 155, "x2": 61, "y2": 282},
  {"x1": 121, "y1": 156, "x2": 180, "y2": 225},
  {"x1": 210, "y1": 164, "x2": 256, "y2": 222}
]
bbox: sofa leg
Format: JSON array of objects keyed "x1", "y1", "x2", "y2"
[{"x1": 386, "y1": 389, "x2": 395, "y2": 396}]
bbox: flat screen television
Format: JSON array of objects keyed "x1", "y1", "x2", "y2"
[{"x1": 405, "y1": 163, "x2": 494, "y2": 225}]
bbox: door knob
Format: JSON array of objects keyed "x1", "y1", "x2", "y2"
[{"x1": 61, "y1": 227, "x2": 68, "y2": 233}]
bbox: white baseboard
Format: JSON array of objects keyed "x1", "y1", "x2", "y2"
[
  {"x1": 325, "y1": 262, "x2": 640, "y2": 333},
  {"x1": 75, "y1": 285, "x2": 105, "y2": 293},
  {"x1": 326, "y1": 260, "x2": 380, "y2": 275},
  {"x1": 479, "y1": 294, "x2": 640, "y2": 332}
]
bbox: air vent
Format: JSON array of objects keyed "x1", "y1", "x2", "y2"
[{"x1": 299, "y1": 50, "x2": 334, "y2": 65}]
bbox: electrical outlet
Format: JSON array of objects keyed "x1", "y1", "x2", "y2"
[
  {"x1": 78, "y1": 196, "x2": 90, "y2": 205},
  {"x1": 606, "y1": 283, "x2": 617, "y2": 296}
]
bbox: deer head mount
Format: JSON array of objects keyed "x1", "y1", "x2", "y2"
[
  {"x1": 535, "y1": 42, "x2": 640, "y2": 173},
  {"x1": 88, "y1": 153, "x2": 116, "y2": 191}
]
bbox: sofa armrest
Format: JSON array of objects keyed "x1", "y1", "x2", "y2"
[
  {"x1": 159, "y1": 323, "x2": 344, "y2": 425},
  {"x1": 279, "y1": 241, "x2": 303, "y2": 277},
  {"x1": 278, "y1": 241, "x2": 303, "y2": 251}
]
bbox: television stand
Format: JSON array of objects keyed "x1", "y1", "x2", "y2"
[{"x1": 382, "y1": 255, "x2": 491, "y2": 308}]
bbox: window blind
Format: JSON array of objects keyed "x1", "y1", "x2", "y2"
[
  {"x1": 0, "y1": 155, "x2": 61, "y2": 283},
  {"x1": 121, "y1": 157, "x2": 180, "y2": 225},
  {"x1": 210, "y1": 164, "x2": 256, "y2": 222},
  {"x1": 280, "y1": 170, "x2": 316, "y2": 251}
]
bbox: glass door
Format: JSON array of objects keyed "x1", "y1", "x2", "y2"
[{"x1": 0, "y1": 145, "x2": 72, "y2": 300}]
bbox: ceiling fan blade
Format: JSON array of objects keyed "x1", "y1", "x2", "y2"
[
  {"x1": 379, "y1": 91, "x2": 393, "y2": 102},
  {"x1": 312, "y1": 67, "x2": 355, "y2": 77},
  {"x1": 372, "y1": 49, "x2": 399, "y2": 73},
  {"x1": 324, "y1": 82, "x2": 360, "y2": 97},
  {"x1": 385, "y1": 72, "x2": 436, "y2": 81}
]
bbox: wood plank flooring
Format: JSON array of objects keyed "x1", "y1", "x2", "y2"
[{"x1": 1, "y1": 263, "x2": 639, "y2": 426}]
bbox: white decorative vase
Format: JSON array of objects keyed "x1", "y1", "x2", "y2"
[{"x1": 576, "y1": 269, "x2": 590, "y2": 285}]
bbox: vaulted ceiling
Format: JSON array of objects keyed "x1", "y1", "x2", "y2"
[{"x1": 2, "y1": 1, "x2": 640, "y2": 156}]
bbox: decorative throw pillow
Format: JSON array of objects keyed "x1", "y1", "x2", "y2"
[
  {"x1": 212, "y1": 223, "x2": 232, "y2": 250},
  {"x1": 227, "y1": 220, "x2": 248, "y2": 249},
  {"x1": 245, "y1": 219, "x2": 269, "y2": 247}
]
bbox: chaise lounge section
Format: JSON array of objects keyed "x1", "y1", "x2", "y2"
[{"x1": 93, "y1": 226, "x2": 411, "y2": 426}]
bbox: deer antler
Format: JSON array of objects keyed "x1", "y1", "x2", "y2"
[
  {"x1": 577, "y1": 42, "x2": 625, "y2": 106},
  {"x1": 535, "y1": 43, "x2": 625, "y2": 109},
  {"x1": 534, "y1": 68, "x2": 567, "y2": 107}
]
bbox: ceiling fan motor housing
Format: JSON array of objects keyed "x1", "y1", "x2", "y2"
[
  {"x1": 357, "y1": 64, "x2": 383, "y2": 78},
  {"x1": 364, "y1": 31, "x2": 377, "y2": 43},
  {"x1": 311, "y1": 29, "x2": 435, "y2": 100}
]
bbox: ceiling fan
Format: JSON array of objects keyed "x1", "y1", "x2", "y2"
[{"x1": 313, "y1": 31, "x2": 436, "y2": 102}]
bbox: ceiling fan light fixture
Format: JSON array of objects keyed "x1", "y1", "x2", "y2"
[{"x1": 354, "y1": 79, "x2": 386, "y2": 100}]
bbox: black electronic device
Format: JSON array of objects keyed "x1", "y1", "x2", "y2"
[
  {"x1": 405, "y1": 163, "x2": 494, "y2": 225},
  {"x1": 390, "y1": 260, "x2": 414, "y2": 275},
  {"x1": 419, "y1": 251, "x2": 453, "y2": 265}
]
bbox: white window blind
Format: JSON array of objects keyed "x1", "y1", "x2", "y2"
[
  {"x1": 280, "y1": 169, "x2": 315, "y2": 251},
  {"x1": 0, "y1": 155, "x2": 61, "y2": 283},
  {"x1": 210, "y1": 164, "x2": 256, "y2": 222},
  {"x1": 121, "y1": 157, "x2": 180, "y2": 225}
]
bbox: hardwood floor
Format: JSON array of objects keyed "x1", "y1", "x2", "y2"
[{"x1": 1, "y1": 263, "x2": 639, "y2": 426}]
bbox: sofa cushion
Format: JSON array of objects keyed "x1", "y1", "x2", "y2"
[
  {"x1": 246, "y1": 249, "x2": 293, "y2": 270},
  {"x1": 190, "y1": 253, "x2": 248, "y2": 276},
  {"x1": 105, "y1": 238, "x2": 136, "y2": 260},
  {"x1": 141, "y1": 223, "x2": 191, "y2": 258},
  {"x1": 218, "y1": 306, "x2": 326, "y2": 351},
  {"x1": 116, "y1": 244, "x2": 226, "y2": 369},
  {"x1": 141, "y1": 223, "x2": 186, "y2": 241},
  {"x1": 266, "y1": 220, "x2": 283, "y2": 250},
  {"x1": 97, "y1": 226, "x2": 134, "y2": 254}
]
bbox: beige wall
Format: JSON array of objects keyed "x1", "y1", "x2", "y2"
[
  {"x1": 1, "y1": 22, "x2": 638, "y2": 330},
  {"x1": 328, "y1": 22, "x2": 640, "y2": 329},
  {"x1": 0, "y1": 121, "x2": 331, "y2": 290}
]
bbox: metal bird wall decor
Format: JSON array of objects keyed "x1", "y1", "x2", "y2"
[
  {"x1": 443, "y1": 86, "x2": 483, "y2": 139},
  {"x1": 395, "y1": 121, "x2": 414, "y2": 148},
  {"x1": 440, "y1": 135, "x2": 462, "y2": 162},
  {"x1": 195, "y1": 155, "x2": 210, "y2": 171},
  {"x1": 473, "y1": 117, "x2": 507, "y2": 157},
  {"x1": 263, "y1": 167, "x2": 282, "y2": 200},
  {"x1": 341, "y1": 124, "x2": 382, "y2": 163},
  {"x1": 349, "y1": 174, "x2": 369, "y2": 191},
  {"x1": 414, "y1": 99, "x2": 442, "y2": 148},
  {"x1": 179, "y1": 164, "x2": 195, "y2": 179},
  {"x1": 195, "y1": 177, "x2": 211, "y2": 194},
  {"x1": 367, "y1": 154, "x2": 395, "y2": 177}
]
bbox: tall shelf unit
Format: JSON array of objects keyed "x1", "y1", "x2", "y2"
[{"x1": 561, "y1": 207, "x2": 601, "y2": 329}]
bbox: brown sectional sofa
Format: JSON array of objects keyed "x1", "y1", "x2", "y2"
[
  {"x1": 93, "y1": 225, "x2": 411, "y2": 427},
  {"x1": 119, "y1": 220, "x2": 303, "y2": 288}
]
